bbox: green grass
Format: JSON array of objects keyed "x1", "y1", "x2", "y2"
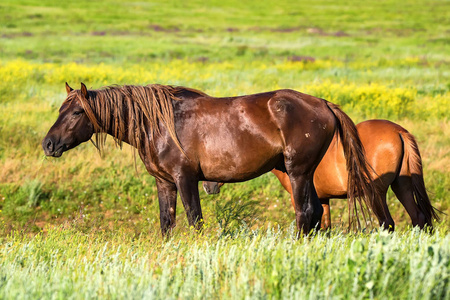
[
  {"x1": 0, "y1": 225, "x2": 448, "y2": 299},
  {"x1": 0, "y1": 0, "x2": 449, "y2": 298},
  {"x1": 1, "y1": 0, "x2": 449, "y2": 64}
]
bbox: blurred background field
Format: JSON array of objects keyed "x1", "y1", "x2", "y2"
[{"x1": 0, "y1": 0, "x2": 449, "y2": 298}]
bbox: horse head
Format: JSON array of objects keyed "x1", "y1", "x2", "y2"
[
  {"x1": 202, "y1": 181, "x2": 224, "y2": 194},
  {"x1": 42, "y1": 83, "x2": 94, "y2": 157}
]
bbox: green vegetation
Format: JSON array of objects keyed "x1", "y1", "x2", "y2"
[
  {"x1": 0, "y1": 227, "x2": 449, "y2": 299},
  {"x1": 0, "y1": 0, "x2": 449, "y2": 298}
]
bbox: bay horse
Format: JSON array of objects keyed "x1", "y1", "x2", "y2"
[
  {"x1": 203, "y1": 120, "x2": 440, "y2": 231},
  {"x1": 42, "y1": 83, "x2": 378, "y2": 235}
]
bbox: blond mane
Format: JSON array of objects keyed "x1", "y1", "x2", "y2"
[{"x1": 66, "y1": 84, "x2": 207, "y2": 154}]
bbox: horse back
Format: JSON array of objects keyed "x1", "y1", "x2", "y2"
[
  {"x1": 170, "y1": 91, "x2": 284, "y2": 181},
  {"x1": 170, "y1": 89, "x2": 336, "y2": 182}
]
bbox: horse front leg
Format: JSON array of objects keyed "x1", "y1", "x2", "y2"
[
  {"x1": 289, "y1": 174, "x2": 323, "y2": 235},
  {"x1": 176, "y1": 176, "x2": 204, "y2": 231},
  {"x1": 155, "y1": 178, "x2": 178, "y2": 236}
]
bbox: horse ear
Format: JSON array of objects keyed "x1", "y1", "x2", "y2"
[
  {"x1": 80, "y1": 82, "x2": 89, "y2": 100},
  {"x1": 65, "y1": 82, "x2": 73, "y2": 94}
]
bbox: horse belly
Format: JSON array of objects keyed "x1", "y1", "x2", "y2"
[{"x1": 199, "y1": 134, "x2": 283, "y2": 182}]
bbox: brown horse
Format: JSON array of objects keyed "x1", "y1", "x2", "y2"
[
  {"x1": 204, "y1": 120, "x2": 440, "y2": 230},
  {"x1": 43, "y1": 83, "x2": 378, "y2": 235}
]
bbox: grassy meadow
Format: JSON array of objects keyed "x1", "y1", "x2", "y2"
[{"x1": 0, "y1": 0, "x2": 449, "y2": 298}]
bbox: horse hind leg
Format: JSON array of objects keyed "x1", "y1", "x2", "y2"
[
  {"x1": 283, "y1": 139, "x2": 326, "y2": 233},
  {"x1": 321, "y1": 199, "x2": 331, "y2": 230},
  {"x1": 365, "y1": 175, "x2": 395, "y2": 231},
  {"x1": 392, "y1": 130, "x2": 435, "y2": 229},
  {"x1": 267, "y1": 94, "x2": 336, "y2": 233},
  {"x1": 273, "y1": 169, "x2": 328, "y2": 230},
  {"x1": 273, "y1": 169, "x2": 330, "y2": 230},
  {"x1": 288, "y1": 172, "x2": 323, "y2": 234},
  {"x1": 371, "y1": 192, "x2": 395, "y2": 232},
  {"x1": 391, "y1": 176, "x2": 426, "y2": 229}
]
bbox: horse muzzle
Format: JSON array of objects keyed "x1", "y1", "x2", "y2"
[
  {"x1": 202, "y1": 181, "x2": 223, "y2": 195},
  {"x1": 42, "y1": 136, "x2": 66, "y2": 157}
]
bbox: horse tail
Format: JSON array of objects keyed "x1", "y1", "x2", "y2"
[
  {"x1": 325, "y1": 102, "x2": 379, "y2": 229},
  {"x1": 398, "y1": 130, "x2": 440, "y2": 225}
]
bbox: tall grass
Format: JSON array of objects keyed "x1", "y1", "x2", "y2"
[{"x1": 0, "y1": 225, "x2": 448, "y2": 299}]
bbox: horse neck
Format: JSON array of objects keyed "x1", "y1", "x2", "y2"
[
  {"x1": 104, "y1": 113, "x2": 136, "y2": 148},
  {"x1": 89, "y1": 85, "x2": 180, "y2": 153},
  {"x1": 91, "y1": 90, "x2": 147, "y2": 149}
]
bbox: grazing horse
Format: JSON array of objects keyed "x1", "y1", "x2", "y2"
[
  {"x1": 42, "y1": 82, "x2": 378, "y2": 235},
  {"x1": 204, "y1": 120, "x2": 440, "y2": 230}
]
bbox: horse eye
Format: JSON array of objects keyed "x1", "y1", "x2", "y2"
[{"x1": 73, "y1": 111, "x2": 83, "y2": 116}]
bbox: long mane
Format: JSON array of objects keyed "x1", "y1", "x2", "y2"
[{"x1": 68, "y1": 84, "x2": 207, "y2": 154}]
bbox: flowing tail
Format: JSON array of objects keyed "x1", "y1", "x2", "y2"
[
  {"x1": 399, "y1": 130, "x2": 440, "y2": 226},
  {"x1": 325, "y1": 102, "x2": 380, "y2": 229}
]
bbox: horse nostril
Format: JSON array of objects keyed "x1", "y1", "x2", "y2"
[
  {"x1": 46, "y1": 138, "x2": 54, "y2": 152},
  {"x1": 213, "y1": 185, "x2": 220, "y2": 194}
]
